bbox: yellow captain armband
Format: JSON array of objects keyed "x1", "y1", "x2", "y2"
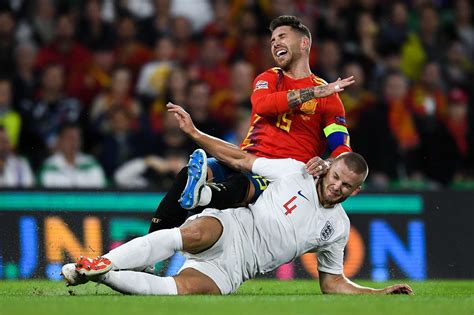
[{"x1": 323, "y1": 123, "x2": 348, "y2": 137}]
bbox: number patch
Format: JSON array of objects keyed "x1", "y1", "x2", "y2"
[{"x1": 276, "y1": 113, "x2": 292, "y2": 132}]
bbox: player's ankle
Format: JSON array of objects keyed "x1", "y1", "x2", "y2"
[{"x1": 197, "y1": 185, "x2": 212, "y2": 206}]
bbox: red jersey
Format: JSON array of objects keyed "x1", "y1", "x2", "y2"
[{"x1": 240, "y1": 68, "x2": 351, "y2": 162}]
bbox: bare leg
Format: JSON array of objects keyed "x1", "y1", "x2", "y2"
[
  {"x1": 95, "y1": 217, "x2": 223, "y2": 295},
  {"x1": 174, "y1": 268, "x2": 221, "y2": 294},
  {"x1": 207, "y1": 168, "x2": 214, "y2": 180},
  {"x1": 96, "y1": 267, "x2": 220, "y2": 295},
  {"x1": 180, "y1": 216, "x2": 223, "y2": 254}
]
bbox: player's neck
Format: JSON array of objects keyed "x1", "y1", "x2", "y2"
[{"x1": 283, "y1": 59, "x2": 312, "y2": 80}]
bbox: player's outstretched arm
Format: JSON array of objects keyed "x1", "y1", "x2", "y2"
[
  {"x1": 319, "y1": 271, "x2": 413, "y2": 295},
  {"x1": 252, "y1": 76, "x2": 355, "y2": 115},
  {"x1": 167, "y1": 103, "x2": 257, "y2": 172},
  {"x1": 315, "y1": 76, "x2": 355, "y2": 98},
  {"x1": 287, "y1": 76, "x2": 355, "y2": 109}
]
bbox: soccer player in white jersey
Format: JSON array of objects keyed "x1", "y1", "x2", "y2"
[{"x1": 61, "y1": 103, "x2": 413, "y2": 296}]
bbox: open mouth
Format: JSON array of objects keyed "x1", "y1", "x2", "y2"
[
  {"x1": 275, "y1": 49, "x2": 288, "y2": 58},
  {"x1": 327, "y1": 188, "x2": 340, "y2": 198}
]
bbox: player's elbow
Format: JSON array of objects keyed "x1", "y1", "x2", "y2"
[
  {"x1": 254, "y1": 107, "x2": 269, "y2": 116},
  {"x1": 252, "y1": 100, "x2": 275, "y2": 116},
  {"x1": 229, "y1": 157, "x2": 251, "y2": 173},
  {"x1": 320, "y1": 282, "x2": 338, "y2": 294},
  {"x1": 319, "y1": 272, "x2": 345, "y2": 294}
]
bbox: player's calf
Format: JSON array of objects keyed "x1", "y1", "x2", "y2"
[{"x1": 148, "y1": 167, "x2": 190, "y2": 233}]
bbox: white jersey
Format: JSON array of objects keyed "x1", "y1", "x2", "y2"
[
  {"x1": 181, "y1": 157, "x2": 350, "y2": 294},
  {"x1": 242, "y1": 157, "x2": 350, "y2": 276}
]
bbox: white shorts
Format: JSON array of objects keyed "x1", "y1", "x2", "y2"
[{"x1": 178, "y1": 207, "x2": 254, "y2": 295}]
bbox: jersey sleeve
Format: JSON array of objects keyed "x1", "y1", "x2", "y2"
[
  {"x1": 321, "y1": 94, "x2": 352, "y2": 157},
  {"x1": 251, "y1": 158, "x2": 305, "y2": 181},
  {"x1": 316, "y1": 235, "x2": 347, "y2": 275},
  {"x1": 250, "y1": 70, "x2": 289, "y2": 115}
]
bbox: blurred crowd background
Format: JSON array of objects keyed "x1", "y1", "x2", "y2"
[{"x1": 0, "y1": 0, "x2": 472, "y2": 191}]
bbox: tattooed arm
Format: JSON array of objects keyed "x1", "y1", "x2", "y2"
[
  {"x1": 287, "y1": 77, "x2": 354, "y2": 109},
  {"x1": 251, "y1": 73, "x2": 354, "y2": 116}
]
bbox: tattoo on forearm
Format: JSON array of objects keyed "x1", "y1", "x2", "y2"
[
  {"x1": 300, "y1": 88, "x2": 314, "y2": 103},
  {"x1": 314, "y1": 85, "x2": 327, "y2": 97},
  {"x1": 287, "y1": 87, "x2": 316, "y2": 109},
  {"x1": 287, "y1": 90, "x2": 299, "y2": 109}
]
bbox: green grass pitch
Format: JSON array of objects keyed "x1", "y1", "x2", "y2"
[{"x1": 0, "y1": 279, "x2": 473, "y2": 315}]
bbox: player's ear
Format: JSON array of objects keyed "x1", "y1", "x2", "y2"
[{"x1": 300, "y1": 36, "x2": 310, "y2": 52}]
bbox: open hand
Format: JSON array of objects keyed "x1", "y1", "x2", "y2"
[
  {"x1": 315, "y1": 76, "x2": 355, "y2": 97},
  {"x1": 166, "y1": 102, "x2": 197, "y2": 136},
  {"x1": 305, "y1": 156, "x2": 331, "y2": 177},
  {"x1": 382, "y1": 284, "x2": 414, "y2": 295}
]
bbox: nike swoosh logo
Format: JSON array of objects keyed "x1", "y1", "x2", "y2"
[{"x1": 297, "y1": 190, "x2": 309, "y2": 201}]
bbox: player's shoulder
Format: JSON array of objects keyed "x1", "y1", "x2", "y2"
[
  {"x1": 255, "y1": 157, "x2": 306, "y2": 175},
  {"x1": 336, "y1": 205, "x2": 351, "y2": 233},
  {"x1": 253, "y1": 68, "x2": 281, "y2": 90},
  {"x1": 311, "y1": 74, "x2": 328, "y2": 87},
  {"x1": 280, "y1": 157, "x2": 306, "y2": 170},
  {"x1": 256, "y1": 67, "x2": 282, "y2": 78},
  {"x1": 283, "y1": 158, "x2": 311, "y2": 180},
  {"x1": 257, "y1": 157, "x2": 305, "y2": 168},
  {"x1": 268, "y1": 67, "x2": 283, "y2": 74}
]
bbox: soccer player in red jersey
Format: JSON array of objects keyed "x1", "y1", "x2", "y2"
[
  {"x1": 243, "y1": 68, "x2": 350, "y2": 162},
  {"x1": 243, "y1": 17, "x2": 352, "y2": 162},
  {"x1": 148, "y1": 16, "x2": 354, "y2": 232}
]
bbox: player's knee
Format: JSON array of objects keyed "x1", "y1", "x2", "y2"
[
  {"x1": 175, "y1": 269, "x2": 221, "y2": 295},
  {"x1": 180, "y1": 222, "x2": 209, "y2": 253},
  {"x1": 176, "y1": 277, "x2": 210, "y2": 295},
  {"x1": 181, "y1": 224, "x2": 205, "y2": 245},
  {"x1": 180, "y1": 217, "x2": 222, "y2": 253},
  {"x1": 175, "y1": 279, "x2": 194, "y2": 295}
]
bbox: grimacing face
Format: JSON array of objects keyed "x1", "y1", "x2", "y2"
[
  {"x1": 318, "y1": 159, "x2": 364, "y2": 207},
  {"x1": 270, "y1": 26, "x2": 307, "y2": 70}
]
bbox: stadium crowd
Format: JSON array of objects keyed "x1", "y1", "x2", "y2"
[{"x1": 0, "y1": 0, "x2": 472, "y2": 190}]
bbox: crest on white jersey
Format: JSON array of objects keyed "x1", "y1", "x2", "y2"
[{"x1": 320, "y1": 220, "x2": 334, "y2": 241}]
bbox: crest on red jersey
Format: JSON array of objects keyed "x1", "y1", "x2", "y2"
[{"x1": 301, "y1": 99, "x2": 318, "y2": 114}]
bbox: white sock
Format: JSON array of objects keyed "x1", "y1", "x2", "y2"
[
  {"x1": 99, "y1": 271, "x2": 178, "y2": 295},
  {"x1": 104, "y1": 228, "x2": 183, "y2": 270},
  {"x1": 198, "y1": 185, "x2": 212, "y2": 206}
]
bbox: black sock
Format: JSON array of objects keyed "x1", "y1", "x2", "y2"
[
  {"x1": 148, "y1": 167, "x2": 189, "y2": 233},
  {"x1": 193, "y1": 173, "x2": 250, "y2": 212}
]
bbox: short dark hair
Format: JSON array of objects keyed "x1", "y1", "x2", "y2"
[
  {"x1": 269, "y1": 15, "x2": 311, "y2": 43},
  {"x1": 335, "y1": 152, "x2": 369, "y2": 180}
]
